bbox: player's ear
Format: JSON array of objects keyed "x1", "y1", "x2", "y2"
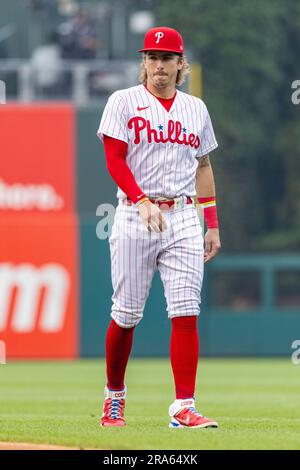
[{"x1": 177, "y1": 55, "x2": 184, "y2": 70}]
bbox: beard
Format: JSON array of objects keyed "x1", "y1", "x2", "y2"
[{"x1": 153, "y1": 74, "x2": 169, "y2": 87}]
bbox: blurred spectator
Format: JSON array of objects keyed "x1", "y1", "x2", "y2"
[
  {"x1": 57, "y1": 8, "x2": 99, "y2": 59},
  {"x1": 30, "y1": 31, "x2": 64, "y2": 96}
]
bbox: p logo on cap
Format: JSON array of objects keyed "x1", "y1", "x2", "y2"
[{"x1": 155, "y1": 32, "x2": 164, "y2": 44}]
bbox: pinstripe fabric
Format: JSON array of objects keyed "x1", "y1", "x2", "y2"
[
  {"x1": 97, "y1": 84, "x2": 218, "y2": 199},
  {"x1": 109, "y1": 202, "x2": 204, "y2": 328}
]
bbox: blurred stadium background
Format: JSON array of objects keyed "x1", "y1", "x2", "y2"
[{"x1": 0, "y1": 0, "x2": 300, "y2": 362}]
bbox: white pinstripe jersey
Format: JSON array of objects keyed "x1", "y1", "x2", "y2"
[{"x1": 97, "y1": 84, "x2": 218, "y2": 199}]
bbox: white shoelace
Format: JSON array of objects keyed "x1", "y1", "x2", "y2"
[{"x1": 187, "y1": 406, "x2": 203, "y2": 418}]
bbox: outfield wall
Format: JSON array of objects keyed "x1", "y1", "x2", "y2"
[{"x1": 0, "y1": 104, "x2": 299, "y2": 358}]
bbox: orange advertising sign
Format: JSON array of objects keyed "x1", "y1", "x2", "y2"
[{"x1": 0, "y1": 104, "x2": 78, "y2": 358}]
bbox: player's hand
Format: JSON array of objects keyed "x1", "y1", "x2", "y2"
[
  {"x1": 137, "y1": 200, "x2": 167, "y2": 233},
  {"x1": 204, "y1": 228, "x2": 221, "y2": 263}
]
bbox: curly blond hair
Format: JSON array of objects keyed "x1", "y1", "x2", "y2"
[{"x1": 139, "y1": 53, "x2": 191, "y2": 87}]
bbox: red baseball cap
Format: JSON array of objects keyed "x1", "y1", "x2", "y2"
[{"x1": 138, "y1": 27, "x2": 184, "y2": 55}]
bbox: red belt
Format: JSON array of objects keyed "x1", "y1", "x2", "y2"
[{"x1": 123, "y1": 196, "x2": 193, "y2": 209}]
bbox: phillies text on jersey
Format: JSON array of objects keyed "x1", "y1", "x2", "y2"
[{"x1": 97, "y1": 84, "x2": 218, "y2": 199}]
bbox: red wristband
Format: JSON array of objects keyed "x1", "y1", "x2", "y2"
[{"x1": 197, "y1": 197, "x2": 219, "y2": 229}]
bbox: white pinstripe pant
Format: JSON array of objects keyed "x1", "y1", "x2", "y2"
[{"x1": 109, "y1": 201, "x2": 204, "y2": 328}]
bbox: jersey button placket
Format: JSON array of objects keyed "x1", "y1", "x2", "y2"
[{"x1": 164, "y1": 142, "x2": 173, "y2": 195}]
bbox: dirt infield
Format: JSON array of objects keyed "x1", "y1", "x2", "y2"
[{"x1": 0, "y1": 442, "x2": 81, "y2": 450}]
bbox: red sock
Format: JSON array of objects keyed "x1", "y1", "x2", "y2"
[
  {"x1": 105, "y1": 319, "x2": 135, "y2": 390},
  {"x1": 170, "y1": 316, "x2": 199, "y2": 399}
]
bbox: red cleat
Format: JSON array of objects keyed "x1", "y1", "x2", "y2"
[
  {"x1": 169, "y1": 398, "x2": 218, "y2": 429},
  {"x1": 100, "y1": 386, "x2": 126, "y2": 427}
]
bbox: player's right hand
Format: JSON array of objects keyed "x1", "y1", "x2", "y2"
[{"x1": 137, "y1": 200, "x2": 167, "y2": 233}]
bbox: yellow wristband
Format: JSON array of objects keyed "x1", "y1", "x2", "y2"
[{"x1": 135, "y1": 197, "x2": 149, "y2": 207}]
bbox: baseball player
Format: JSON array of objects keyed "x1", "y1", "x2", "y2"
[{"x1": 97, "y1": 26, "x2": 221, "y2": 429}]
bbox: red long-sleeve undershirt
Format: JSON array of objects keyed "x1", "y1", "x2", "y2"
[
  {"x1": 103, "y1": 135, "x2": 145, "y2": 204},
  {"x1": 103, "y1": 91, "x2": 176, "y2": 204}
]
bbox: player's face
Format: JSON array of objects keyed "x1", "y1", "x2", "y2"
[{"x1": 144, "y1": 51, "x2": 183, "y2": 89}]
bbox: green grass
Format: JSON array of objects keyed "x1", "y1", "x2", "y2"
[{"x1": 0, "y1": 358, "x2": 300, "y2": 450}]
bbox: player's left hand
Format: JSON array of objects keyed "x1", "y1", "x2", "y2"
[{"x1": 204, "y1": 228, "x2": 221, "y2": 263}]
